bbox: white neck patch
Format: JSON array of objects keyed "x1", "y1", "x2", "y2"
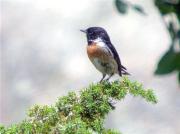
[
  {"x1": 90, "y1": 37, "x2": 114, "y2": 56},
  {"x1": 93, "y1": 38, "x2": 103, "y2": 43},
  {"x1": 90, "y1": 38, "x2": 106, "y2": 47}
]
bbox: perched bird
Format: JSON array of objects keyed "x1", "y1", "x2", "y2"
[{"x1": 81, "y1": 27, "x2": 129, "y2": 82}]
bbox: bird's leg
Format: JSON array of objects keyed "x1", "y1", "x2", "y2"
[
  {"x1": 105, "y1": 74, "x2": 113, "y2": 81},
  {"x1": 99, "y1": 74, "x2": 106, "y2": 83}
]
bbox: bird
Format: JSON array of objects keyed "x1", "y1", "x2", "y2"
[{"x1": 81, "y1": 27, "x2": 129, "y2": 82}]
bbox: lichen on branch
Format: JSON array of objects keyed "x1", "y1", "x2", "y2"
[{"x1": 0, "y1": 77, "x2": 157, "y2": 134}]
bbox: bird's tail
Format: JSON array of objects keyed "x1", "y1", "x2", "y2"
[{"x1": 119, "y1": 65, "x2": 130, "y2": 76}]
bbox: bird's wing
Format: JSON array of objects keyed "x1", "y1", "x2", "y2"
[{"x1": 106, "y1": 43, "x2": 129, "y2": 76}]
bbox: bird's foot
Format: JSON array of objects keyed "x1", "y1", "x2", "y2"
[{"x1": 99, "y1": 74, "x2": 106, "y2": 83}]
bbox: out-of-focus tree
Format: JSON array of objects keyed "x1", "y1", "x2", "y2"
[
  {"x1": 115, "y1": 0, "x2": 180, "y2": 84},
  {"x1": 115, "y1": 0, "x2": 146, "y2": 15}
]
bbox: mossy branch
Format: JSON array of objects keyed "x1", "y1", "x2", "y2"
[{"x1": 0, "y1": 77, "x2": 157, "y2": 134}]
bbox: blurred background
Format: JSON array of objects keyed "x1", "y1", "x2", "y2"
[{"x1": 1, "y1": 0, "x2": 180, "y2": 134}]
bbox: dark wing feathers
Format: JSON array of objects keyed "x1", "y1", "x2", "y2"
[{"x1": 107, "y1": 43, "x2": 129, "y2": 76}]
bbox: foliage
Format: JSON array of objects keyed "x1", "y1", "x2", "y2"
[
  {"x1": 114, "y1": 0, "x2": 180, "y2": 84},
  {"x1": 155, "y1": 47, "x2": 180, "y2": 74},
  {"x1": 154, "y1": 0, "x2": 180, "y2": 84},
  {"x1": 0, "y1": 77, "x2": 157, "y2": 134},
  {"x1": 155, "y1": 0, "x2": 180, "y2": 20},
  {"x1": 115, "y1": 0, "x2": 146, "y2": 15}
]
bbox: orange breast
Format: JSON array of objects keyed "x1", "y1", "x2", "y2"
[{"x1": 87, "y1": 43, "x2": 111, "y2": 62}]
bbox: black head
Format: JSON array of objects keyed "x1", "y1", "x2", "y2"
[{"x1": 80, "y1": 27, "x2": 111, "y2": 44}]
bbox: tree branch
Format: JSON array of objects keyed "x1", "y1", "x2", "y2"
[{"x1": 0, "y1": 77, "x2": 157, "y2": 134}]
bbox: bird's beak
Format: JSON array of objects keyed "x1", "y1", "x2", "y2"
[{"x1": 80, "y1": 29, "x2": 87, "y2": 33}]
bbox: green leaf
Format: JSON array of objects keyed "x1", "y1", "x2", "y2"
[
  {"x1": 177, "y1": 30, "x2": 180, "y2": 39},
  {"x1": 168, "y1": 22, "x2": 176, "y2": 40},
  {"x1": 178, "y1": 30, "x2": 180, "y2": 46},
  {"x1": 155, "y1": 0, "x2": 177, "y2": 15},
  {"x1": 174, "y1": 2, "x2": 180, "y2": 21},
  {"x1": 115, "y1": 0, "x2": 128, "y2": 14},
  {"x1": 178, "y1": 72, "x2": 180, "y2": 84},
  {"x1": 155, "y1": 49, "x2": 177, "y2": 75},
  {"x1": 175, "y1": 52, "x2": 180, "y2": 70},
  {"x1": 0, "y1": 125, "x2": 6, "y2": 134},
  {"x1": 132, "y1": 5, "x2": 146, "y2": 15}
]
